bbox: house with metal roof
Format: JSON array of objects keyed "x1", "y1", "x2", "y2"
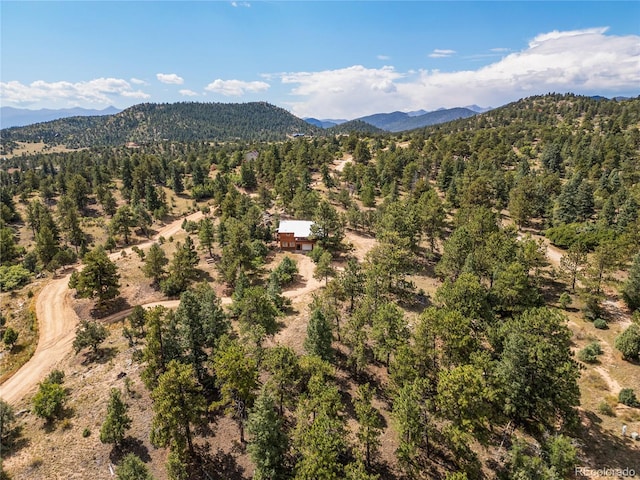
[{"x1": 277, "y1": 220, "x2": 316, "y2": 251}]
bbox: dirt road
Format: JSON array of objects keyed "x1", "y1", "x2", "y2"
[
  {"x1": 334, "y1": 153, "x2": 353, "y2": 173},
  {"x1": 0, "y1": 211, "x2": 204, "y2": 406},
  {"x1": 282, "y1": 255, "x2": 323, "y2": 300},
  {"x1": 0, "y1": 208, "x2": 338, "y2": 405},
  {"x1": 0, "y1": 273, "x2": 77, "y2": 405}
]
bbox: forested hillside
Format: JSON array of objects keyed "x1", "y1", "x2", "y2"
[
  {"x1": 327, "y1": 119, "x2": 385, "y2": 135},
  {"x1": 0, "y1": 102, "x2": 323, "y2": 151},
  {"x1": 1, "y1": 94, "x2": 639, "y2": 480}
]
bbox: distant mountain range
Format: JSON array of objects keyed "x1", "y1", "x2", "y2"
[
  {"x1": 304, "y1": 118, "x2": 342, "y2": 129},
  {"x1": 3, "y1": 95, "x2": 633, "y2": 150},
  {"x1": 353, "y1": 107, "x2": 479, "y2": 132},
  {"x1": 2, "y1": 104, "x2": 484, "y2": 132},
  {"x1": 1, "y1": 102, "x2": 483, "y2": 150},
  {"x1": 0, "y1": 106, "x2": 121, "y2": 128},
  {"x1": 2, "y1": 96, "x2": 631, "y2": 132},
  {"x1": 306, "y1": 106, "x2": 490, "y2": 132}
]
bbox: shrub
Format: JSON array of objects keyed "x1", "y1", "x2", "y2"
[
  {"x1": 82, "y1": 427, "x2": 91, "y2": 438},
  {"x1": 309, "y1": 245, "x2": 326, "y2": 264},
  {"x1": 558, "y1": 292, "x2": 572, "y2": 310},
  {"x1": 0, "y1": 400, "x2": 16, "y2": 450},
  {"x1": 22, "y1": 251, "x2": 39, "y2": 272},
  {"x1": 104, "y1": 236, "x2": 117, "y2": 252},
  {"x1": 131, "y1": 246, "x2": 145, "y2": 260},
  {"x1": 621, "y1": 254, "x2": 640, "y2": 312},
  {"x1": 47, "y1": 370, "x2": 65, "y2": 385},
  {"x1": 181, "y1": 219, "x2": 198, "y2": 233},
  {"x1": 191, "y1": 182, "x2": 215, "y2": 200},
  {"x1": 116, "y1": 453, "x2": 154, "y2": 480},
  {"x1": 270, "y1": 256, "x2": 299, "y2": 286},
  {"x1": 593, "y1": 318, "x2": 608, "y2": 330},
  {"x1": 618, "y1": 388, "x2": 639, "y2": 408},
  {"x1": 32, "y1": 380, "x2": 67, "y2": 422},
  {"x1": 160, "y1": 274, "x2": 185, "y2": 297},
  {"x1": 53, "y1": 247, "x2": 77, "y2": 267},
  {"x1": 2, "y1": 327, "x2": 18, "y2": 350},
  {"x1": 545, "y1": 434, "x2": 577, "y2": 477},
  {"x1": 545, "y1": 223, "x2": 615, "y2": 250},
  {"x1": 615, "y1": 324, "x2": 640, "y2": 361},
  {"x1": 582, "y1": 293, "x2": 603, "y2": 321},
  {"x1": 153, "y1": 206, "x2": 168, "y2": 219},
  {"x1": 578, "y1": 342, "x2": 603, "y2": 363},
  {"x1": 73, "y1": 321, "x2": 108, "y2": 355},
  {"x1": 0, "y1": 265, "x2": 32, "y2": 290},
  {"x1": 597, "y1": 400, "x2": 615, "y2": 417}
]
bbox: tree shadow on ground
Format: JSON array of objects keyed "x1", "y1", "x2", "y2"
[
  {"x1": 7, "y1": 344, "x2": 26, "y2": 355},
  {"x1": 193, "y1": 443, "x2": 245, "y2": 480},
  {"x1": 42, "y1": 405, "x2": 76, "y2": 434},
  {"x1": 80, "y1": 346, "x2": 119, "y2": 366},
  {"x1": 538, "y1": 275, "x2": 567, "y2": 306},
  {"x1": 91, "y1": 297, "x2": 132, "y2": 319},
  {"x1": 109, "y1": 436, "x2": 152, "y2": 465},
  {"x1": 576, "y1": 410, "x2": 640, "y2": 472},
  {"x1": 195, "y1": 268, "x2": 214, "y2": 284},
  {"x1": 1, "y1": 425, "x2": 30, "y2": 459}
]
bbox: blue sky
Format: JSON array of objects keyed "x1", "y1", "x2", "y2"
[{"x1": 1, "y1": 1, "x2": 639, "y2": 119}]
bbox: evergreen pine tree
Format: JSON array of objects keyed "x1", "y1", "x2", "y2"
[
  {"x1": 116, "y1": 453, "x2": 154, "y2": 480},
  {"x1": 304, "y1": 309, "x2": 333, "y2": 361},
  {"x1": 100, "y1": 388, "x2": 132, "y2": 448},
  {"x1": 143, "y1": 243, "x2": 169, "y2": 287},
  {"x1": 246, "y1": 390, "x2": 288, "y2": 480},
  {"x1": 621, "y1": 254, "x2": 640, "y2": 311},
  {"x1": 354, "y1": 383, "x2": 383, "y2": 468}
]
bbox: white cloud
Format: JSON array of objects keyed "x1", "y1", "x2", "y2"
[
  {"x1": 281, "y1": 65, "x2": 405, "y2": 118},
  {"x1": 429, "y1": 49, "x2": 456, "y2": 58},
  {"x1": 130, "y1": 77, "x2": 147, "y2": 85},
  {"x1": 377, "y1": 55, "x2": 391, "y2": 60},
  {"x1": 529, "y1": 27, "x2": 609, "y2": 48},
  {"x1": 490, "y1": 48, "x2": 511, "y2": 53},
  {"x1": 371, "y1": 78, "x2": 397, "y2": 93},
  {"x1": 156, "y1": 73, "x2": 184, "y2": 85},
  {"x1": 280, "y1": 27, "x2": 640, "y2": 118},
  {"x1": 179, "y1": 89, "x2": 199, "y2": 97},
  {"x1": 205, "y1": 79, "x2": 270, "y2": 96},
  {"x1": 231, "y1": 1, "x2": 251, "y2": 7},
  {"x1": 0, "y1": 77, "x2": 150, "y2": 107}
]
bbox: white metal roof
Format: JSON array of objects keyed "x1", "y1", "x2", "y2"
[{"x1": 277, "y1": 220, "x2": 314, "y2": 238}]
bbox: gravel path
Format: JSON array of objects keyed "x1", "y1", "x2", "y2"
[{"x1": 0, "y1": 211, "x2": 204, "y2": 405}]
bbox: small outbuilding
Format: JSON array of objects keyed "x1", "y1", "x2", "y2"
[{"x1": 277, "y1": 220, "x2": 316, "y2": 251}]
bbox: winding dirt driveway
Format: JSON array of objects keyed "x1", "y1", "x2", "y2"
[
  {"x1": 0, "y1": 210, "x2": 335, "y2": 405},
  {"x1": 0, "y1": 211, "x2": 204, "y2": 405},
  {"x1": 0, "y1": 273, "x2": 77, "y2": 405},
  {"x1": 282, "y1": 254, "x2": 323, "y2": 300}
]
